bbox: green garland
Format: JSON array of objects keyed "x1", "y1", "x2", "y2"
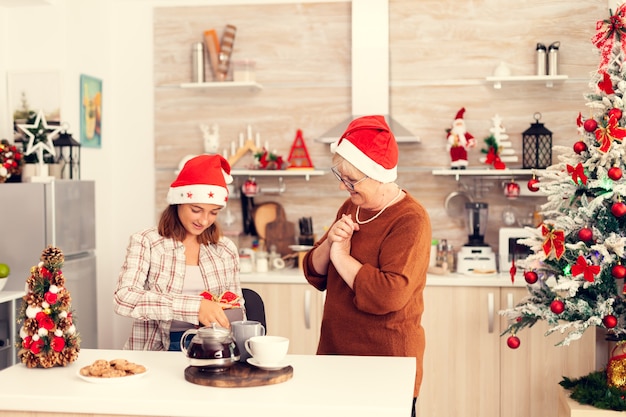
[{"x1": 560, "y1": 371, "x2": 626, "y2": 411}]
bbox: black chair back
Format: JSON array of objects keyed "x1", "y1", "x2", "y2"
[{"x1": 242, "y1": 288, "x2": 267, "y2": 332}]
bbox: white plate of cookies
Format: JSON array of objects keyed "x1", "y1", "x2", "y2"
[{"x1": 77, "y1": 359, "x2": 148, "y2": 384}]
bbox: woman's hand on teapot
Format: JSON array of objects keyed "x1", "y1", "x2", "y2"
[{"x1": 199, "y1": 299, "x2": 231, "y2": 328}]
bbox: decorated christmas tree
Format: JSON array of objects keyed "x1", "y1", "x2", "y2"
[{"x1": 17, "y1": 246, "x2": 80, "y2": 368}]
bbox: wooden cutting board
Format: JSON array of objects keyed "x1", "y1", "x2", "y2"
[
  {"x1": 253, "y1": 202, "x2": 280, "y2": 243},
  {"x1": 265, "y1": 204, "x2": 296, "y2": 256},
  {"x1": 184, "y1": 363, "x2": 293, "y2": 387}
]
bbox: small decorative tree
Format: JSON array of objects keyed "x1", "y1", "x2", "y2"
[{"x1": 17, "y1": 246, "x2": 80, "y2": 368}]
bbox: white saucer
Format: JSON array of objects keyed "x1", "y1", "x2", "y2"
[{"x1": 246, "y1": 357, "x2": 290, "y2": 371}]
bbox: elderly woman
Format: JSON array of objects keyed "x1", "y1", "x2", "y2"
[{"x1": 303, "y1": 116, "x2": 431, "y2": 417}]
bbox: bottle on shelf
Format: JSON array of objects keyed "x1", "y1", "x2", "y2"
[{"x1": 536, "y1": 43, "x2": 547, "y2": 76}]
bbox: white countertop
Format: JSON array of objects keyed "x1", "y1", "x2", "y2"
[
  {"x1": 0, "y1": 349, "x2": 415, "y2": 417},
  {"x1": 240, "y1": 267, "x2": 528, "y2": 288}
]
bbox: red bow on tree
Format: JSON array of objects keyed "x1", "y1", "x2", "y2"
[
  {"x1": 595, "y1": 114, "x2": 626, "y2": 152},
  {"x1": 566, "y1": 163, "x2": 588, "y2": 185},
  {"x1": 484, "y1": 147, "x2": 506, "y2": 169},
  {"x1": 592, "y1": 4, "x2": 626, "y2": 72},
  {"x1": 542, "y1": 224, "x2": 565, "y2": 260},
  {"x1": 571, "y1": 255, "x2": 601, "y2": 282},
  {"x1": 598, "y1": 71, "x2": 615, "y2": 94}
]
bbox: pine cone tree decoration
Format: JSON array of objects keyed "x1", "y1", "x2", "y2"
[
  {"x1": 17, "y1": 246, "x2": 80, "y2": 368},
  {"x1": 41, "y1": 245, "x2": 64, "y2": 269}
]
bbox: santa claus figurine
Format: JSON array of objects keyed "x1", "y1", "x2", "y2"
[{"x1": 446, "y1": 107, "x2": 475, "y2": 169}]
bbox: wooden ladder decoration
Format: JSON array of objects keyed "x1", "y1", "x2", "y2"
[{"x1": 287, "y1": 129, "x2": 314, "y2": 169}]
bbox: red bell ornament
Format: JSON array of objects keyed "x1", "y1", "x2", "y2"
[
  {"x1": 612, "y1": 201, "x2": 626, "y2": 218},
  {"x1": 573, "y1": 141, "x2": 588, "y2": 154},
  {"x1": 583, "y1": 119, "x2": 598, "y2": 132},
  {"x1": 609, "y1": 166, "x2": 623, "y2": 181}
]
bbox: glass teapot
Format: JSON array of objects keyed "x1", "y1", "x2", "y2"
[{"x1": 180, "y1": 324, "x2": 240, "y2": 371}]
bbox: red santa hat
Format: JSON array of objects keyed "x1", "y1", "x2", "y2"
[
  {"x1": 330, "y1": 115, "x2": 398, "y2": 183},
  {"x1": 455, "y1": 107, "x2": 466, "y2": 120},
  {"x1": 167, "y1": 154, "x2": 233, "y2": 206}
]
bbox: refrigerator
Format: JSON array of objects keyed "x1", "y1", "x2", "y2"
[{"x1": 0, "y1": 180, "x2": 98, "y2": 349}]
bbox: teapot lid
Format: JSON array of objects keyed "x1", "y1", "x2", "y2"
[{"x1": 197, "y1": 323, "x2": 232, "y2": 341}]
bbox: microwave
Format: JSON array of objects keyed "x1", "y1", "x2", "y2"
[{"x1": 499, "y1": 227, "x2": 534, "y2": 274}]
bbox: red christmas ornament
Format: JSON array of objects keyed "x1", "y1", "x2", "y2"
[
  {"x1": 604, "y1": 314, "x2": 618, "y2": 329},
  {"x1": 583, "y1": 119, "x2": 598, "y2": 132},
  {"x1": 507, "y1": 335, "x2": 521, "y2": 349},
  {"x1": 613, "y1": 264, "x2": 626, "y2": 279},
  {"x1": 573, "y1": 141, "x2": 587, "y2": 154},
  {"x1": 609, "y1": 108, "x2": 623, "y2": 120},
  {"x1": 577, "y1": 227, "x2": 593, "y2": 242},
  {"x1": 612, "y1": 201, "x2": 626, "y2": 218},
  {"x1": 524, "y1": 271, "x2": 538, "y2": 284},
  {"x1": 527, "y1": 178, "x2": 540, "y2": 192},
  {"x1": 550, "y1": 299, "x2": 565, "y2": 314},
  {"x1": 609, "y1": 166, "x2": 623, "y2": 181},
  {"x1": 504, "y1": 181, "x2": 520, "y2": 199}
]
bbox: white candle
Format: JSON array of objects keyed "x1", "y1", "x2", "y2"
[
  {"x1": 247, "y1": 125, "x2": 252, "y2": 141},
  {"x1": 231, "y1": 141, "x2": 236, "y2": 156},
  {"x1": 255, "y1": 132, "x2": 261, "y2": 149},
  {"x1": 264, "y1": 141, "x2": 269, "y2": 150},
  {"x1": 239, "y1": 133, "x2": 244, "y2": 148},
  {"x1": 223, "y1": 149, "x2": 228, "y2": 159}
]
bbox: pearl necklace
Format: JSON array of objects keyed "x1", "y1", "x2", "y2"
[{"x1": 355, "y1": 187, "x2": 403, "y2": 225}]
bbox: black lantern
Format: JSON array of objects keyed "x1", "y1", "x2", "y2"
[
  {"x1": 522, "y1": 112, "x2": 552, "y2": 169},
  {"x1": 53, "y1": 130, "x2": 81, "y2": 179}
]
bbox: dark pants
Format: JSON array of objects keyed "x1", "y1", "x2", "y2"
[{"x1": 411, "y1": 397, "x2": 416, "y2": 417}]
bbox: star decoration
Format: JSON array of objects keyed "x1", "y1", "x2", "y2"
[{"x1": 17, "y1": 110, "x2": 60, "y2": 162}]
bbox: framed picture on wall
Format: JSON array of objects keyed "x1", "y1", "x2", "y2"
[
  {"x1": 8, "y1": 71, "x2": 62, "y2": 140},
  {"x1": 80, "y1": 74, "x2": 102, "y2": 148}
]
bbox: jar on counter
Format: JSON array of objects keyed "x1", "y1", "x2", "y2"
[
  {"x1": 256, "y1": 251, "x2": 269, "y2": 273},
  {"x1": 239, "y1": 254, "x2": 253, "y2": 274}
]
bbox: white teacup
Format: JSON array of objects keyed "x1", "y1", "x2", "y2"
[
  {"x1": 231, "y1": 320, "x2": 266, "y2": 362},
  {"x1": 244, "y1": 335, "x2": 289, "y2": 365}
]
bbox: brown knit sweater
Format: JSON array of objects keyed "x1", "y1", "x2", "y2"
[{"x1": 303, "y1": 191, "x2": 431, "y2": 398}]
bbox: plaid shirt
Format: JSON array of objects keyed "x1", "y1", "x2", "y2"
[{"x1": 113, "y1": 227, "x2": 241, "y2": 350}]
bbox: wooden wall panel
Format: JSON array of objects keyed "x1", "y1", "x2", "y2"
[{"x1": 154, "y1": 0, "x2": 606, "y2": 255}]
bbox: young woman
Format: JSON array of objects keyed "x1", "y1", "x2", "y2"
[{"x1": 114, "y1": 154, "x2": 242, "y2": 351}]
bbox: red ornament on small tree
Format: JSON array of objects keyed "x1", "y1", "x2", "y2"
[
  {"x1": 524, "y1": 270, "x2": 538, "y2": 284},
  {"x1": 604, "y1": 314, "x2": 618, "y2": 329},
  {"x1": 612, "y1": 263, "x2": 626, "y2": 279}
]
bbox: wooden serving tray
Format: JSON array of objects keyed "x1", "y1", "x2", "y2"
[{"x1": 184, "y1": 362, "x2": 293, "y2": 387}]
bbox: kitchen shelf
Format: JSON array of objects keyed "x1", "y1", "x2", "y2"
[
  {"x1": 231, "y1": 169, "x2": 325, "y2": 181},
  {"x1": 485, "y1": 75, "x2": 568, "y2": 89},
  {"x1": 432, "y1": 168, "x2": 544, "y2": 181},
  {"x1": 178, "y1": 81, "x2": 263, "y2": 92}
]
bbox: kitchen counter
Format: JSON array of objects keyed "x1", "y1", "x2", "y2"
[
  {"x1": 0, "y1": 349, "x2": 415, "y2": 417},
  {"x1": 241, "y1": 267, "x2": 528, "y2": 287}
]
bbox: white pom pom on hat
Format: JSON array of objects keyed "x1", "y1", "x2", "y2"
[
  {"x1": 330, "y1": 115, "x2": 399, "y2": 183},
  {"x1": 166, "y1": 154, "x2": 233, "y2": 207}
]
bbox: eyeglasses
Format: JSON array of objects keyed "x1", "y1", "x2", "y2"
[{"x1": 330, "y1": 165, "x2": 368, "y2": 191}]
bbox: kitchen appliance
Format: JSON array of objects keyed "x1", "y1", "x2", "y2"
[
  {"x1": 0, "y1": 180, "x2": 97, "y2": 348},
  {"x1": 317, "y1": 0, "x2": 419, "y2": 143},
  {"x1": 180, "y1": 324, "x2": 240, "y2": 371},
  {"x1": 457, "y1": 202, "x2": 497, "y2": 274},
  {"x1": 499, "y1": 227, "x2": 534, "y2": 275}
]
